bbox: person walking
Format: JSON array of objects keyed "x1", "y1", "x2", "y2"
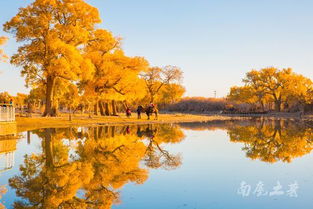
[
  {"x1": 126, "y1": 107, "x2": 132, "y2": 118},
  {"x1": 137, "y1": 105, "x2": 143, "y2": 119}
]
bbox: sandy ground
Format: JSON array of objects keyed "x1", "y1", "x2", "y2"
[{"x1": 15, "y1": 113, "x2": 237, "y2": 132}]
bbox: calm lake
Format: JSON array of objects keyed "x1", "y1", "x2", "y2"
[{"x1": 0, "y1": 119, "x2": 313, "y2": 209}]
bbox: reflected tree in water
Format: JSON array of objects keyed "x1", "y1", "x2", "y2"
[
  {"x1": 9, "y1": 128, "x2": 94, "y2": 209},
  {"x1": 228, "y1": 120, "x2": 313, "y2": 163},
  {"x1": 137, "y1": 124, "x2": 183, "y2": 169},
  {"x1": 9, "y1": 124, "x2": 185, "y2": 208}
]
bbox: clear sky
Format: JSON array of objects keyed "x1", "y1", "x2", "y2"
[{"x1": 1, "y1": 0, "x2": 313, "y2": 97}]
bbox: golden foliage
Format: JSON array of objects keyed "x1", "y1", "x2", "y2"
[
  {"x1": 4, "y1": 0, "x2": 101, "y2": 116},
  {"x1": 141, "y1": 66, "x2": 183, "y2": 103},
  {"x1": 0, "y1": 37, "x2": 8, "y2": 63},
  {"x1": 9, "y1": 124, "x2": 185, "y2": 208},
  {"x1": 228, "y1": 120, "x2": 313, "y2": 163},
  {"x1": 228, "y1": 67, "x2": 313, "y2": 112},
  {"x1": 3, "y1": 0, "x2": 185, "y2": 116}
]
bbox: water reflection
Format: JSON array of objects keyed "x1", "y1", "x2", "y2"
[
  {"x1": 181, "y1": 119, "x2": 313, "y2": 163},
  {"x1": 9, "y1": 124, "x2": 184, "y2": 208},
  {"x1": 5, "y1": 119, "x2": 313, "y2": 208},
  {"x1": 227, "y1": 120, "x2": 313, "y2": 163}
]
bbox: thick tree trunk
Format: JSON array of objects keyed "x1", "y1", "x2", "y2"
[
  {"x1": 274, "y1": 100, "x2": 282, "y2": 112},
  {"x1": 94, "y1": 127, "x2": 98, "y2": 141},
  {"x1": 98, "y1": 126, "x2": 103, "y2": 138},
  {"x1": 261, "y1": 101, "x2": 265, "y2": 112},
  {"x1": 44, "y1": 128, "x2": 55, "y2": 168},
  {"x1": 104, "y1": 126, "x2": 109, "y2": 136},
  {"x1": 112, "y1": 100, "x2": 118, "y2": 116},
  {"x1": 94, "y1": 103, "x2": 98, "y2": 115},
  {"x1": 43, "y1": 76, "x2": 57, "y2": 117},
  {"x1": 122, "y1": 100, "x2": 128, "y2": 111},
  {"x1": 104, "y1": 102, "x2": 111, "y2": 116},
  {"x1": 111, "y1": 126, "x2": 115, "y2": 137},
  {"x1": 99, "y1": 101, "x2": 105, "y2": 116}
]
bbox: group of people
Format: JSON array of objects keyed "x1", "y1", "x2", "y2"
[{"x1": 126, "y1": 103, "x2": 156, "y2": 119}]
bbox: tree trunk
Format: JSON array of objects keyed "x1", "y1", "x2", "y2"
[
  {"x1": 44, "y1": 128, "x2": 55, "y2": 168},
  {"x1": 112, "y1": 100, "x2": 118, "y2": 116},
  {"x1": 94, "y1": 127, "x2": 98, "y2": 141},
  {"x1": 98, "y1": 101, "x2": 104, "y2": 116},
  {"x1": 274, "y1": 100, "x2": 282, "y2": 112},
  {"x1": 43, "y1": 76, "x2": 56, "y2": 117},
  {"x1": 27, "y1": 102, "x2": 33, "y2": 117},
  {"x1": 94, "y1": 103, "x2": 98, "y2": 115},
  {"x1": 69, "y1": 106, "x2": 72, "y2": 121},
  {"x1": 111, "y1": 126, "x2": 115, "y2": 137},
  {"x1": 27, "y1": 131, "x2": 31, "y2": 144},
  {"x1": 261, "y1": 101, "x2": 265, "y2": 112},
  {"x1": 122, "y1": 100, "x2": 128, "y2": 111},
  {"x1": 104, "y1": 102, "x2": 111, "y2": 116},
  {"x1": 150, "y1": 95, "x2": 154, "y2": 103}
]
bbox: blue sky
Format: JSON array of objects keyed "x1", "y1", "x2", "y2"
[{"x1": 1, "y1": 0, "x2": 313, "y2": 97}]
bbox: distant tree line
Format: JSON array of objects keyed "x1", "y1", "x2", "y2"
[
  {"x1": 165, "y1": 67, "x2": 313, "y2": 114},
  {"x1": 228, "y1": 67, "x2": 313, "y2": 113}
]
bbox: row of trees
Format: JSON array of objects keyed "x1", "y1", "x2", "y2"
[
  {"x1": 2, "y1": 0, "x2": 185, "y2": 116},
  {"x1": 228, "y1": 67, "x2": 313, "y2": 112}
]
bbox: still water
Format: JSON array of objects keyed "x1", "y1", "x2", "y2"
[{"x1": 0, "y1": 119, "x2": 313, "y2": 209}]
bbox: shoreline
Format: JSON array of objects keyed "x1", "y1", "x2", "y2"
[
  {"x1": 15, "y1": 114, "x2": 236, "y2": 132},
  {"x1": 1, "y1": 112, "x2": 311, "y2": 133}
]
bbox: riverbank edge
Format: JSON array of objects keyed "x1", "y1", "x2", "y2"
[
  {"x1": 15, "y1": 114, "x2": 241, "y2": 132},
  {"x1": 13, "y1": 112, "x2": 313, "y2": 132}
]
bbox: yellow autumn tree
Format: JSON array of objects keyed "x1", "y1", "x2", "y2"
[
  {"x1": 0, "y1": 36, "x2": 8, "y2": 63},
  {"x1": 228, "y1": 67, "x2": 313, "y2": 112},
  {"x1": 141, "y1": 65, "x2": 183, "y2": 103},
  {"x1": 4, "y1": 0, "x2": 100, "y2": 116},
  {"x1": 156, "y1": 83, "x2": 186, "y2": 105},
  {"x1": 83, "y1": 31, "x2": 149, "y2": 115}
]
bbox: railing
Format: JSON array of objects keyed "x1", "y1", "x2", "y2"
[{"x1": 0, "y1": 104, "x2": 15, "y2": 122}]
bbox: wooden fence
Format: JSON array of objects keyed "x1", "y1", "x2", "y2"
[{"x1": 0, "y1": 105, "x2": 15, "y2": 122}]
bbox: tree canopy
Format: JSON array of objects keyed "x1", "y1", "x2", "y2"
[
  {"x1": 3, "y1": 0, "x2": 185, "y2": 116},
  {"x1": 228, "y1": 67, "x2": 313, "y2": 112},
  {"x1": 0, "y1": 36, "x2": 8, "y2": 63}
]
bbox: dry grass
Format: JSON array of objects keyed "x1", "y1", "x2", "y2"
[{"x1": 15, "y1": 112, "x2": 313, "y2": 133}]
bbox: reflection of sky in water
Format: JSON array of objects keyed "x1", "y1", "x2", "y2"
[
  {"x1": 0, "y1": 133, "x2": 42, "y2": 208},
  {"x1": 1, "y1": 123, "x2": 313, "y2": 209},
  {"x1": 116, "y1": 130, "x2": 313, "y2": 209}
]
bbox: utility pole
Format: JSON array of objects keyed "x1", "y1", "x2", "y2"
[{"x1": 214, "y1": 90, "x2": 217, "y2": 98}]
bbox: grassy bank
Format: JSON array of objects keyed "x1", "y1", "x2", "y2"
[{"x1": 16, "y1": 113, "x2": 235, "y2": 132}]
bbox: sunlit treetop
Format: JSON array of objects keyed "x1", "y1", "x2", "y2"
[
  {"x1": 228, "y1": 67, "x2": 313, "y2": 112},
  {"x1": 0, "y1": 36, "x2": 8, "y2": 63},
  {"x1": 3, "y1": 0, "x2": 102, "y2": 116}
]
